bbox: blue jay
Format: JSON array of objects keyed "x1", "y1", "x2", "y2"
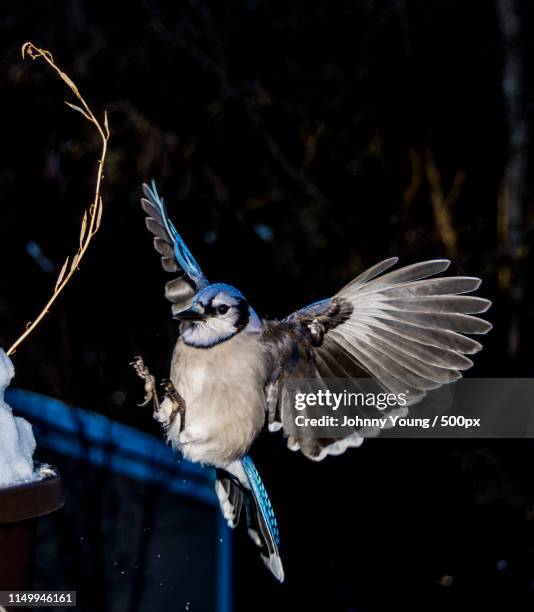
[{"x1": 133, "y1": 181, "x2": 492, "y2": 582}]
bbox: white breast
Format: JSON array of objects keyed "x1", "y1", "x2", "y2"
[{"x1": 166, "y1": 332, "x2": 270, "y2": 467}]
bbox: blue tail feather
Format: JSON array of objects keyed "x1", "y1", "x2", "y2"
[
  {"x1": 216, "y1": 457, "x2": 284, "y2": 581},
  {"x1": 241, "y1": 455, "x2": 280, "y2": 547}
]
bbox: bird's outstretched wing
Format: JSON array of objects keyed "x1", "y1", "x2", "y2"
[
  {"x1": 140, "y1": 181, "x2": 209, "y2": 315},
  {"x1": 264, "y1": 258, "x2": 492, "y2": 461}
]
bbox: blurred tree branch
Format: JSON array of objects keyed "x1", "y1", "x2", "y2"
[
  {"x1": 496, "y1": 0, "x2": 527, "y2": 356},
  {"x1": 424, "y1": 149, "x2": 464, "y2": 260},
  {"x1": 143, "y1": 0, "x2": 329, "y2": 206},
  {"x1": 402, "y1": 147, "x2": 423, "y2": 212}
]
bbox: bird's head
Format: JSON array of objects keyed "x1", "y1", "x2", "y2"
[{"x1": 175, "y1": 283, "x2": 263, "y2": 348}]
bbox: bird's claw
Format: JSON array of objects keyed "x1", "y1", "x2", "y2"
[
  {"x1": 160, "y1": 378, "x2": 185, "y2": 432},
  {"x1": 161, "y1": 378, "x2": 179, "y2": 400},
  {"x1": 130, "y1": 356, "x2": 157, "y2": 408}
]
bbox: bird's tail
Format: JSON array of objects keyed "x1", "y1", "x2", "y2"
[{"x1": 215, "y1": 455, "x2": 284, "y2": 582}]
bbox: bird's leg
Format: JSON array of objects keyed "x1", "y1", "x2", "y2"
[
  {"x1": 130, "y1": 355, "x2": 160, "y2": 413},
  {"x1": 130, "y1": 357, "x2": 185, "y2": 431},
  {"x1": 160, "y1": 379, "x2": 186, "y2": 432}
]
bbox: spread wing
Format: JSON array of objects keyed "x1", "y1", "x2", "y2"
[
  {"x1": 264, "y1": 258, "x2": 492, "y2": 461},
  {"x1": 141, "y1": 181, "x2": 209, "y2": 315}
]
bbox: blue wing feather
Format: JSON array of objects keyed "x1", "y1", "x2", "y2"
[{"x1": 145, "y1": 180, "x2": 209, "y2": 289}]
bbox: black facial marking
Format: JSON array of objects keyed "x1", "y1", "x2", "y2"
[
  {"x1": 202, "y1": 298, "x2": 217, "y2": 316},
  {"x1": 234, "y1": 298, "x2": 250, "y2": 331},
  {"x1": 200, "y1": 296, "x2": 249, "y2": 330}
]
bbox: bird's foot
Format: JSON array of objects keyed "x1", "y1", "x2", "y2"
[
  {"x1": 130, "y1": 356, "x2": 158, "y2": 409},
  {"x1": 160, "y1": 379, "x2": 185, "y2": 432}
]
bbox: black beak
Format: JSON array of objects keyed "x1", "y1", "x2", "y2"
[{"x1": 173, "y1": 305, "x2": 205, "y2": 321}]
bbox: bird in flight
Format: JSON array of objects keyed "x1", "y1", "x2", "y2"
[{"x1": 133, "y1": 181, "x2": 492, "y2": 582}]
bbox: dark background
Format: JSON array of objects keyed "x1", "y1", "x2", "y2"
[{"x1": 1, "y1": 1, "x2": 534, "y2": 610}]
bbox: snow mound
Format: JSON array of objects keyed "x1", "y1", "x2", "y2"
[{"x1": 0, "y1": 349, "x2": 37, "y2": 488}]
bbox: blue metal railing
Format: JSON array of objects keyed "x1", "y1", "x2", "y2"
[{"x1": 6, "y1": 388, "x2": 233, "y2": 612}]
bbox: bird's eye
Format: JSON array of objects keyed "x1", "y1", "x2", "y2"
[{"x1": 216, "y1": 304, "x2": 229, "y2": 315}]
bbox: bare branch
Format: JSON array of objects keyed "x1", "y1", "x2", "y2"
[{"x1": 7, "y1": 42, "x2": 110, "y2": 355}]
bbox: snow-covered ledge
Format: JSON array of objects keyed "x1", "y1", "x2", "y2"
[{"x1": 0, "y1": 349, "x2": 36, "y2": 487}]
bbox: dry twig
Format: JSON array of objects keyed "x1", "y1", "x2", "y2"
[{"x1": 7, "y1": 42, "x2": 110, "y2": 355}]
